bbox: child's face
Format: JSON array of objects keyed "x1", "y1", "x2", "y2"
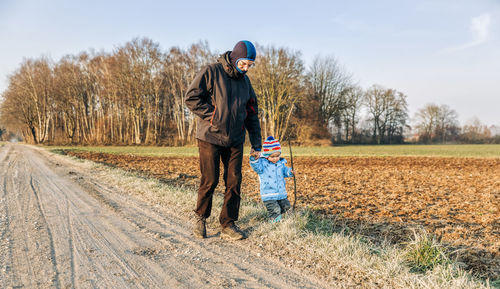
[{"x1": 267, "y1": 152, "x2": 281, "y2": 163}]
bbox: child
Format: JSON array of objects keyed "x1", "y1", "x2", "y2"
[{"x1": 250, "y1": 136, "x2": 294, "y2": 223}]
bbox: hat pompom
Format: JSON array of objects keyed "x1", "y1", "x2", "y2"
[{"x1": 262, "y1": 136, "x2": 281, "y2": 158}]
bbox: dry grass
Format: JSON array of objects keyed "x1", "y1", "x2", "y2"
[
  {"x1": 51, "y1": 151, "x2": 493, "y2": 289},
  {"x1": 247, "y1": 212, "x2": 489, "y2": 288}
]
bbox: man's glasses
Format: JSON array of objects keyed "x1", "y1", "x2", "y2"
[{"x1": 238, "y1": 61, "x2": 255, "y2": 68}]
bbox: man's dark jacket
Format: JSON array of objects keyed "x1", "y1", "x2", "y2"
[{"x1": 185, "y1": 51, "x2": 262, "y2": 149}]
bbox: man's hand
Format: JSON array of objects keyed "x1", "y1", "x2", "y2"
[{"x1": 250, "y1": 148, "x2": 261, "y2": 159}]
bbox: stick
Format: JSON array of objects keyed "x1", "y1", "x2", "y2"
[{"x1": 288, "y1": 137, "x2": 297, "y2": 210}]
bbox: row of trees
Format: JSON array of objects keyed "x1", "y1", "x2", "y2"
[
  {"x1": 412, "y1": 104, "x2": 499, "y2": 144},
  {"x1": 0, "y1": 37, "x2": 497, "y2": 145},
  {"x1": 1, "y1": 38, "x2": 213, "y2": 145}
]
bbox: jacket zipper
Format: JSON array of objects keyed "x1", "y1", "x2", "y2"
[{"x1": 210, "y1": 105, "x2": 217, "y2": 126}]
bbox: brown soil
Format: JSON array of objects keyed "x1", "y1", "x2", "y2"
[{"x1": 67, "y1": 151, "x2": 500, "y2": 279}]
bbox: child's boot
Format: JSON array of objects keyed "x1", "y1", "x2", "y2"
[{"x1": 270, "y1": 215, "x2": 282, "y2": 223}]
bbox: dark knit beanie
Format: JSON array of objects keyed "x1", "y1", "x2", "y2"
[{"x1": 230, "y1": 40, "x2": 256, "y2": 73}]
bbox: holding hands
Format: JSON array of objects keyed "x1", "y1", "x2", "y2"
[{"x1": 250, "y1": 148, "x2": 261, "y2": 159}]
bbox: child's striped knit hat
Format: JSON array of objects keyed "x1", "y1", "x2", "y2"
[{"x1": 262, "y1": 136, "x2": 281, "y2": 157}]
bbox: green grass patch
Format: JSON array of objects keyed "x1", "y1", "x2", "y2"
[
  {"x1": 47, "y1": 145, "x2": 200, "y2": 157},
  {"x1": 45, "y1": 144, "x2": 500, "y2": 158},
  {"x1": 404, "y1": 230, "x2": 451, "y2": 273},
  {"x1": 285, "y1": 144, "x2": 500, "y2": 158}
]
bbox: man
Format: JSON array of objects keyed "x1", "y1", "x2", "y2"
[{"x1": 185, "y1": 40, "x2": 262, "y2": 240}]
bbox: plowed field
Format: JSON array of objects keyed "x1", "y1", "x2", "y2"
[{"x1": 66, "y1": 151, "x2": 499, "y2": 278}]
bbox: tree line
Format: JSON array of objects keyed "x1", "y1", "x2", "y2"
[
  {"x1": 412, "y1": 104, "x2": 499, "y2": 144},
  {"x1": 0, "y1": 37, "x2": 498, "y2": 145}
]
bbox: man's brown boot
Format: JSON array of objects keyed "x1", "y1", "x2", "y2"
[
  {"x1": 194, "y1": 214, "x2": 207, "y2": 239},
  {"x1": 220, "y1": 223, "x2": 246, "y2": 240}
]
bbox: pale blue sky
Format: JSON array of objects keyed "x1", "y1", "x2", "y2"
[{"x1": 1, "y1": 0, "x2": 499, "y2": 126}]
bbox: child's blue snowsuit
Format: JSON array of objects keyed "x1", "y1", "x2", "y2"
[{"x1": 249, "y1": 156, "x2": 293, "y2": 221}]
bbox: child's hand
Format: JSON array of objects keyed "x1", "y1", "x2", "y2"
[{"x1": 250, "y1": 148, "x2": 261, "y2": 159}]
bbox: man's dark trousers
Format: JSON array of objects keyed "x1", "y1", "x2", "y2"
[{"x1": 195, "y1": 139, "x2": 244, "y2": 228}]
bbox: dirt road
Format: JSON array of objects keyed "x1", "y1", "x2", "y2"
[{"x1": 0, "y1": 143, "x2": 328, "y2": 289}]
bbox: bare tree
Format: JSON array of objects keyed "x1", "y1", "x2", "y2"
[
  {"x1": 52, "y1": 56, "x2": 80, "y2": 143},
  {"x1": 341, "y1": 86, "x2": 364, "y2": 143},
  {"x1": 165, "y1": 41, "x2": 215, "y2": 145},
  {"x1": 307, "y1": 55, "x2": 353, "y2": 141},
  {"x1": 0, "y1": 89, "x2": 29, "y2": 140},
  {"x1": 250, "y1": 45, "x2": 304, "y2": 141},
  {"x1": 52, "y1": 53, "x2": 100, "y2": 144},
  {"x1": 384, "y1": 90, "x2": 408, "y2": 144},
  {"x1": 414, "y1": 103, "x2": 439, "y2": 143},
  {"x1": 364, "y1": 85, "x2": 385, "y2": 144},
  {"x1": 111, "y1": 38, "x2": 165, "y2": 144},
  {"x1": 461, "y1": 117, "x2": 490, "y2": 143},
  {"x1": 436, "y1": 104, "x2": 459, "y2": 143},
  {"x1": 365, "y1": 85, "x2": 408, "y2": 144},
  {"x1": 1, "y1": 58, "x2": 55, "y2": 143},
  {"x1": 414, "y1": 103, "x2": 458, "y2": 143}
]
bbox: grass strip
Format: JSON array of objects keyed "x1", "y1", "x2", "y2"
[{"x1": 46, "y1": 144, "x2": 500, "y2": 158}]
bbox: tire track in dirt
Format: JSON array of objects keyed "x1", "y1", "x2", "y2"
[
  {"x1": 0, "y1": 153, "x2": 12, "y2": 244},
  {"x1": 22, "y1": 146, "x2": 169, "y2": 288},
  {"x1": 29, "y1": 156, "x2": 79, "y2": 288},
  {"x1": 9, "y1": 151, "x2": 39, "y2": 289},
  {"x1": 28, "y1": 174, "x2": 63, "y2": 289},
  {"x1": 0, "y1": 152, "x2": 14, "y2": 288},
  {"x1": 14, "y1": 176, "x2": 38, "y2": 289},
  {"x1": 65, "y1": 196, "x2": 77, "y2": 287},
  {"x1": 0, "y1": 146, "x2": 58, "y2": 288}
]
